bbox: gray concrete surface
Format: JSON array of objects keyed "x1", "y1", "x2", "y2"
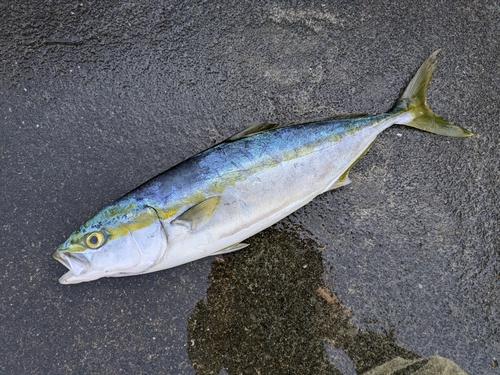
[{"x1": 1, "y1": 1, "x2": 498, "y2": 374}]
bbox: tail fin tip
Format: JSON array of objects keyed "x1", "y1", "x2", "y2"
[{"x1": 395, "y1": 49, "x2": 473, "y2": 138}]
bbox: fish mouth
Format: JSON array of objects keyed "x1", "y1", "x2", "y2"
[{"x1": 53, "y1": 250, "x2": 89, "y2": 284}]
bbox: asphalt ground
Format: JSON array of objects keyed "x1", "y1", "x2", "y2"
[{"x1": 1, "y1": 1, "x2": 499, "y2": 374}]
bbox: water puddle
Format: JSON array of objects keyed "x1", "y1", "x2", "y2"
[{"x1": 187, "y1": 226, "x2": 466, "y2": 374}]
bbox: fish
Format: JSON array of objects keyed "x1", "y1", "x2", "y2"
[{"x1": 53, "y1": 50, "x2": 472, "y2": 284}]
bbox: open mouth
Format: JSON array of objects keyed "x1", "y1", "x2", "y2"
[{"x1": 53, "y1": 250, "x2": 89, "y2": 278}]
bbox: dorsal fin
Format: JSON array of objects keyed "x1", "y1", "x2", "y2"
[
  {"x1": 227, "y1": 115, "x2": 369, "y2": 142},
  {"x1": 321, "y1": 114, "x2": 367, "y2": 120},
  {"x1": 227, "y1": 123, "x2": 283, "y2": 141}
]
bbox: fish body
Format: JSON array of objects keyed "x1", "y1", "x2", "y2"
[
  {"x1": 53, "y1": 51, "x2": 472, "y2": 284},
  {"x1": 130, "y1": 113, "x2": 400, "y2": 271}
]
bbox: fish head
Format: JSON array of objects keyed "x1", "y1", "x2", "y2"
[{"x1": 53, "y1": 200, "x2": 167, "y2": 284}]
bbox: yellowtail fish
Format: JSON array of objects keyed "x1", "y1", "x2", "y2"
[{"x1": 53, "y1": 50, "x2": 472, "y2": 284}]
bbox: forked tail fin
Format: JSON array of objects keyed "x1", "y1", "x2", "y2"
[{"x1": 393, "y1": 50, "x2": 473, "y2": 137}]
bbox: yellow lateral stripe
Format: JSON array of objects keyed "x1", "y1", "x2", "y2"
[{"x1": 107, "y1": 212, "x2": 159, "y2": 239}]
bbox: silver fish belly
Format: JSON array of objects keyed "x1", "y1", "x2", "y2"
[{"x1": 53, "y1": 51, "x2": 471, "y2": 284}]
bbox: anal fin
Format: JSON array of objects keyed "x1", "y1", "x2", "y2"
[
  {"x1": 323, "y1": 138, "x2": 377, "y2": 193},
  {"x1": 213, "y1": 243, "x2": 249, "y2": 255},
  {"x1": 325, "y1": 172, "x2": 352, "y2": 192}
]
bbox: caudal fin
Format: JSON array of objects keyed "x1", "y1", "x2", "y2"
[{"x1": 393, "y1": 50, "x2": 473, "y2": 137}]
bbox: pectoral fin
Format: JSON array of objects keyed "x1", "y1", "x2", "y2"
[
  {"x1": 214, "y1": 242, "x2": 249, "y2": 255},
  {"x1": 172, "y1": 196, "x2": 222, "y2": 230}
]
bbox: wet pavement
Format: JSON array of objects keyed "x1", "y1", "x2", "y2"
[{"x1": 1, "y1": 1, "x2": 499, "y2": 374}]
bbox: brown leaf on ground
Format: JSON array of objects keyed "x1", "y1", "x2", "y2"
[{"x1": 317, "y1": 286, "x2": 353, "y2": 317}]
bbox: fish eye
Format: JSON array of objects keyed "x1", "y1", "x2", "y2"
[{"x1": 85, "y1": 232, "x2": 106, "y2": 249}]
